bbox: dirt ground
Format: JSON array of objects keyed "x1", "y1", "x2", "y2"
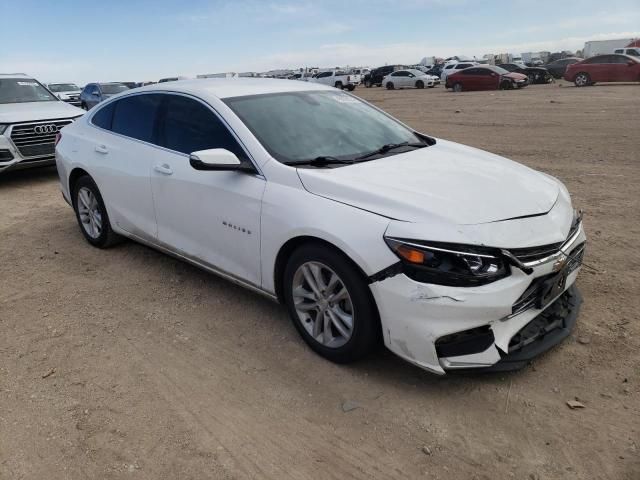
[{"x1": 1, "y1": 81, "x2": 639, "y2": 480}]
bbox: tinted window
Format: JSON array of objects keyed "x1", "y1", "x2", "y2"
[
  {"x1": 585, "y1": 56, "x2": 608, "y2": 64},
  {"x1": 611, "y1": 55, "x2": 631, "y2": 63},
  {"x1": 628, "y1": 50, "x2": 640, "y2": 57},
  {"x1": 161, "y1": 95, "x2": 245, "y2": 158},
  {"x1": 111, "y1": 94, "x2": 163, "y2": 143},
  {"x1": 100, "y1": 83, "x2": 129, "y2": 94},
  {"x1": 456, "y1": 63, "x2": 473, "y2": 69},
  {"x1": 91, "y1": 101, "x2": 115, "y2": 130}
]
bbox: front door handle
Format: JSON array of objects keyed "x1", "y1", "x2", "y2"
[
  {"x1": 154, "y1": 163, "x2": 173, "y2": 175},
  {"x1": 95, "y1": 144, "x2": 108, "y2": 154}
]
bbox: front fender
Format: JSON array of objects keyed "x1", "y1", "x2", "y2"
[{"x1": 260, "y1": 182, "x2": 397, "y2": 294}]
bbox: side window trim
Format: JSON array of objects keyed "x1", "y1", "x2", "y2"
[{"x1": 86, "y1": 91, "x2": 262, "y2": 175}]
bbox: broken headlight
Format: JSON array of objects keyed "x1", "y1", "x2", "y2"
[{"x1": 384, "y1": 237, "x2": 510, "y2": 287}]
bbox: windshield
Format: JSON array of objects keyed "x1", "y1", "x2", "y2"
[
  {"x1": 48, "y1": 83, "x2": 80, "y2": 93},
  {"x1": 100, "y1": 83, "x2": 129, "y2": 94},
  {"x1": 0, "y1": 78, "x2": 58, "y2": 104},
  {"x1": 224, "y1": 91, "x2": 422, "y2": 164},
  {"x1": 488, "y1": 66, "x2": 510, "y2": 75}
]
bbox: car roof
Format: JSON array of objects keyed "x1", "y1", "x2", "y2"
[
  {"x1": 0, "y1": 73, "x2": 33, "y2": 79},
  {"x1": 134, "y1": 78, "x2": 335, "y2": 99}
]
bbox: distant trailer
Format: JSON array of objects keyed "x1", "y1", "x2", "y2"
[
  {"x1": 583, "y1": 39, "x2": 635, "y2": 57},
  {"x1": 197, "y1": 72, "x2": 238, "y2": 79}
]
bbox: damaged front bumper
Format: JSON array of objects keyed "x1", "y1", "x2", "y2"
[{"x1": 369, "y1": 222, "x2": 586, "y2": 375}]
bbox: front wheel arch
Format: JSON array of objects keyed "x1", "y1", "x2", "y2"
[{"x1": 273, "y1": 236, "x2": 371, "y2": 304}]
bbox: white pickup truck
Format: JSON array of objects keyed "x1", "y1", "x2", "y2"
[{"x1": 310, "y1": 70, "x2": 360, "y2": 91}]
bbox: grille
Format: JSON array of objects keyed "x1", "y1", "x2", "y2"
[
  {"x1": 509, "y1": 216, "x2": 582, "y2": 264},
  {"x1": 10, "y1": 118, "x2": 73, "y2": 158},
  {"x1": 509, "y1": 242, "x2": 563, "y2": 263},
  {"x1": 511, "y1": 242, "x2": 585, "y2": 316}
]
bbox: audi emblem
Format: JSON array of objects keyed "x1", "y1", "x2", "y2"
[{"x1": 34, "y1": 124, "x2": 59, "y2": 135}]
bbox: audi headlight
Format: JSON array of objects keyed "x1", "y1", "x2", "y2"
[
  {"x1": 0, "y1": 124, "x2": 8, "y2": 135},
  {"x1": 384, "y1": 237, "x2": 509, "y2": 286}
]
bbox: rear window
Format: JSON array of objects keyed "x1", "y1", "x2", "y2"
[
  {"x1": 91, "y1": 102, "x2": 115, "y2": 130},
  {"x1": 111, "y1": 94, "x2": 163, "y2": 143}
]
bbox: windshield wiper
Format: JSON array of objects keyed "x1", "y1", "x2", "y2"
[
  {"x1": 285, "y1": 156, "x2": 355, "y2": 167},
  {"x1": 355, "y1": 142, "x2": 427, "y2": 161}
]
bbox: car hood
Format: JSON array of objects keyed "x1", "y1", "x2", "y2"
[
  {"x1": 0, "y1": 101, "x2": 84, "y2": 123},
  {"x1": 297, "y1": 139, "x2": 559, "y2": 225},
  {"x1": 57, "y1": 91, "x2": 81, "y2": 98},
  {"x1": 505, "y1": 72, "x2": 527, "y2": 81}
]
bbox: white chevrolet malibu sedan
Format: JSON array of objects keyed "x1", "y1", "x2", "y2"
[{"x1": 55, "y1": 79, "x2": 585, "y2": 375}]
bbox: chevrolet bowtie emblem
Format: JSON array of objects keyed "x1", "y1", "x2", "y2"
[{"x1": 552, "y1": 254, "x2": 568, "y2": 272}]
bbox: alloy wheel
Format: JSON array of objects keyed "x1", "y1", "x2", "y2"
[
  {"x1": 77, "y1": 187, "x2": 102, "y2": 239},
  {"x1": 291, "y1": 261, "x2": 354, "y2": 348},
  {"x1": 575, "y1": 73, "x2": 589, "y2": 86}
]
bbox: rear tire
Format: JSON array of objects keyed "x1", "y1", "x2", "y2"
[
  {"x1": 574, "y1": 72, "x2": 590, "y2": 87},
  {"x1": 415, "y1": 80, "x2": 424, "y2": 89},
  {"x1": 365, "y1": 80, "x2": 372, "y2": 88},
  {"x1": 72, "y1": 175, "x2": 121, "y2": 248},
  {"x1": 452, "y1": 83, "x2": 463, "y2": 92},
  {"x1": 283, "y1": 244, "x2": 379, "y2": 364},
  {"x1": 346, "y1": 85, "x2": 355, "y2": 91},
  {"x1": 386, "y1": 82, "x2": 394, "y2": 90}
]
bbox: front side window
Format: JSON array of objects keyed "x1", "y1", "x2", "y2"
[
  {"x1": 111, "y1": 94, "x2": 163, "y2": 143},
  {"x1": 160, "y1": 95, "x2": 245, "y2": 158},
  {"x1": 0, "y1": 78, "x2": 57, "y2": 104},
  {"x1": 224, "y1": 91, "x2": 422, "y2": 164},
  {"x1": 100, "y1": 83, "x2": 129, "y2": 95}
]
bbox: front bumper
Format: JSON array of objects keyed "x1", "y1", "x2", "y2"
[
  {"x1": 369, "y1": 223, "x2": 586, "y2": 375},
  {"x1": 0, "y1": 134, "x2": 56, "y2": 173}
]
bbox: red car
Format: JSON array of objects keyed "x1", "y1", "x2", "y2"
[
  {"x1": 446, "y1": 66, "x2": 528, "y2": 92},
  {"x1": 564, "y1": 54, "x2": 640, "y2": 86}
]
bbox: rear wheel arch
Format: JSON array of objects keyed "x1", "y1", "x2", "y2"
[{"x1": 68, "y1": 167, "x2": 91, "y2": 197}]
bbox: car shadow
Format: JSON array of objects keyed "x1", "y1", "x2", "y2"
[{"x1": 0, "y1": 166, "x2": 59, "y2": 188}]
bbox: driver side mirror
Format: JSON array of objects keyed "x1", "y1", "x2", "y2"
[{"x1": 189, "y1": 148, "x2": 254, "y2": 172}]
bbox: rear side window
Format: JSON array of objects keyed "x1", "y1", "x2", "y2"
[
  {"x1": 111, "y1": 94, "x2": 163, "y2": 143},
  {"x1": 160, "y1": 95, "x2": 245, "y2": 158},
  {"x1": 91, "y1": 102, "x2": 115, "y2": 130}
]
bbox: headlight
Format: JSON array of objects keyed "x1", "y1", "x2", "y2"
[
  {"x1": 0, "y1": 124, "x2": 8, "y2": 135},
  {"x1": 384, "y1": 237, "x2": 510, "y2": 286}
]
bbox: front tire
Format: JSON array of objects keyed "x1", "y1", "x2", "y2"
[
  {"x1": 283, "y1": 244, "x2": 379, "y2": 364},
  {"x1": 334, "y1": 81, "x2": 344, "y2": 90},
  {"x1": 574, "y1": 72, "x2": 590, "y2": 87},
  {"x1": 72, "y1": 175, "x2": 120, "y2": 248},
  {"x1": 364, "y1": 80, "x2": 372, "y2": 88},
  {"x1": 81, "y1": 102, "x2": 88, "y2": 110},
  {"x1": 452, "y1": 82, "x2": 463, "y2": 92},
  {"x1": 415, "y1": 80, "x2": 424, "y2": 89}
]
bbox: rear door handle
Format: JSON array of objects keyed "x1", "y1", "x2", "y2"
[
  {"x1": 154, "y1": 163, "x2": 173, "y2": 175},
  {"x1": 95, "y1": 144, "x2": 108, "y2": 154}
]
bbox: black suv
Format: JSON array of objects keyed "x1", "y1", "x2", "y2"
[{"x1": 364, "y1": 65, "x2": 407, "y2": 87}]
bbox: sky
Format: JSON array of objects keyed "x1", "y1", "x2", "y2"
[{"x1": 1, "y1": 0, "x2": 639, "y2": 84}]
